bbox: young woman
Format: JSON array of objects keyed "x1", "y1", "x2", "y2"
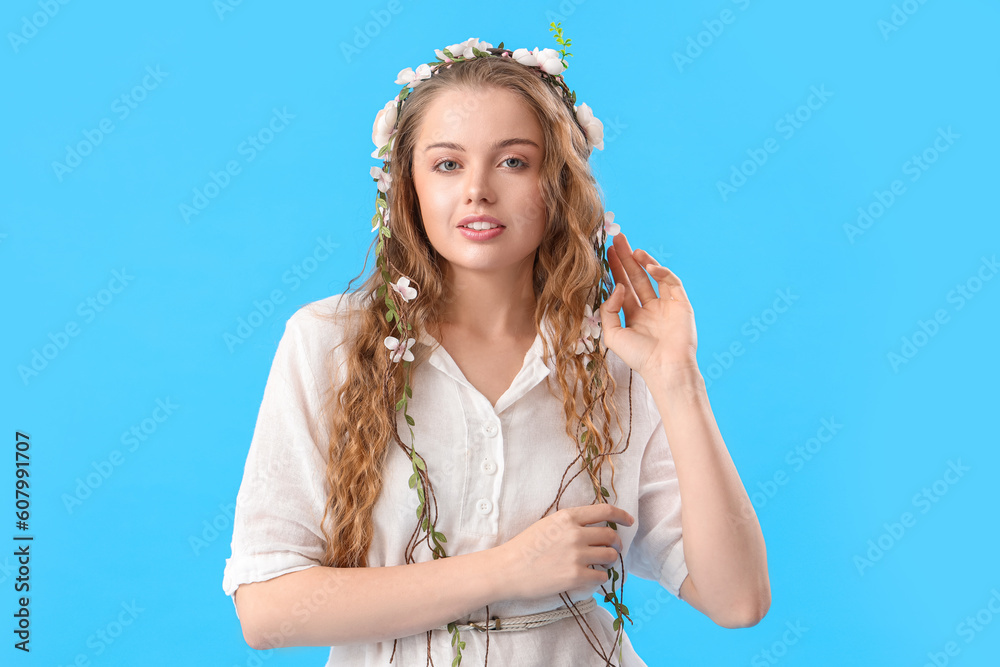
[{"x1": 223, "y1": 34, "x2": 770, "y2": 667}]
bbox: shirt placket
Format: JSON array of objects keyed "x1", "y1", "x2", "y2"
[{"x1": 461, "y1": 392, "x2": 504, "y2": 536}]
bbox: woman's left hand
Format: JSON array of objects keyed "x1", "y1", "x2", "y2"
[{"x1": 599, "y1": 232, "x2": 699, "y2": 379}]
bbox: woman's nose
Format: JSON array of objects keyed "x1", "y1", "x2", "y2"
[{"x1": 463, "y1": 164, "x2": 496, "y2": 203}]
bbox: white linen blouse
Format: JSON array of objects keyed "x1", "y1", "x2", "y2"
[{"x1": 222, "y1": 292, "x2": 689, "y2": 666}]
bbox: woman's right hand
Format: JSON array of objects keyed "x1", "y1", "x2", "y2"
[{"x1": 492, "y1": 503, "x2": 635, "y2": 602}]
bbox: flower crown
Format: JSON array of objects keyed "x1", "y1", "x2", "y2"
[{"x1": 368, "y1": 27, "x2": 620, "y2": 365}]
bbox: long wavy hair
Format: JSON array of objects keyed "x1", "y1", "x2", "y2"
[{"x1": 313, "y1": 53, "x2": 629, "y2": 571}]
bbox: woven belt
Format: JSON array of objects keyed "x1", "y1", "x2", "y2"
[{"x1": 440, "y1": 596, "x2": 597, "y2": 633}]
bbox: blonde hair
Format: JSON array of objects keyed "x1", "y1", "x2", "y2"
[{"x1": 312, "y1": 54, "x2": 630, "y2": 570}]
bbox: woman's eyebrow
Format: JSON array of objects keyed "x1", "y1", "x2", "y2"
[{"x1": 422, "y1": 138, "x2": 540, "y2": 153}]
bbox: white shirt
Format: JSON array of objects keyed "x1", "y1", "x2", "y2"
[{"x1": 223, "y1": 292, "x2": 688, "y2": 666}]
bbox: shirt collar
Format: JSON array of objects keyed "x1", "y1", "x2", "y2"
[{"x1": 416, "y1": 316, "x2": 557, "y2": 413}]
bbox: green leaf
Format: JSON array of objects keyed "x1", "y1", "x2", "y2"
[
  {"x1": 612, "y1": 569, "x2": 619, "y2": 581},
  {"x1": 434, "y1": 531, "x2": 447, "y2": 543},
  {"x1": 608, "y1": 521, "x2": 617, "y2": 530},
  {"x1": 405, "y1": 384, "x2": 412, "y2": 398},
  {"x1": 417, "y1": 485, "x2": 424, "y2": 502},
  {"x1": 422, "y1": 515, "x2": 429, "y2": 531},
  {"x1": 448, "y1": 622, "x2": 456, "y2": 632},
  {"x1": 613, "y1": 617, "x2": 621, "y2": 631},
  {"x1": 408, "y1": 473, "x2": 417, "y2": 489},
  {"x1": 395, "y1": 398, "x2": 405, "y2": 411},
  {"x1": 459, "y1": 641, "x2": 466, "y2": 650},
  {"x1": 452, "y1": 656, "x2": 461, "y2": 667},
  {"x1": 384, "y1": 225, "x2": 391, "y2": 238},
  {"x1": 385, "y1": 311, "x2": 393, "y2": 323},
  {"x1": 604, "y1": 592, "x2": 614, "y2": 602},
  {"x1": 620, "y1": 604, "x2": 629, "y2": 616},
  {"x1": 376, "y1": 284, "x2": 386, "y2": 298},
  {"x1": 451, "y1": 631, "x2": 459, "y2": 646},
  {"x1": 412, "y1": 452, "x2": 426, "y2": 471},
  {"x1": 405, "y1": 414, "x2": 415, "y2": 426}
]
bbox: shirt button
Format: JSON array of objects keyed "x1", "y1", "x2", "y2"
[
  {"x1": 481, "y1": 459, "x2": 497, "y2": 474},
  {"x1": 476, "y1": 498, "x2": 493, "y2": 514},
  {"x1": 483, "y1": 422, "x2": 498, "y2": 437}
]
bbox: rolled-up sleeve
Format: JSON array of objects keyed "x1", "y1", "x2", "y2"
[
  {"x1": 222, "y1": 307, "x2": 333, "y2": 616},
  {"x1": 623, "y1": 378, "x2": 689, "y2": 599}
]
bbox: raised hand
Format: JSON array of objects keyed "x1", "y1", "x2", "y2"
[{"x1": 598, "y1": 231, "x2": 698, "y2": 378}]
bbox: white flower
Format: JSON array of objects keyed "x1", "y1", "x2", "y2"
[
  {"x1": 511, "y1": 47, "x2": 564, "y2": 75},
  {"x1": 575, "y1": 304, "x2": 601, "y2": 355},
  {"x1": 371, "y1": 98, "x2": 398, "y2": 159},
  {"x1": 390, "y1": 276, "x2": 417, "y2": 302},
  {"x1": 395, "y1": 63, "x2": 433, "y2": 88},
  {"x1": 604, "y1": 211, "x2": 620, "y2": 237},
  {"x1": 535, "y1": 47, "x2": 565, "y2": 75},
  {"x1": 370, "y1": 166, "x2": 392, "y2": 193},
  {"x1": 436, "y1": 38, "x2": 492, "y2": 61},
  {"x1": 511, "y1": 47, "x2": 538, "y2": 67},
  {"x1": 384, "y1": 335, "x2": 416, "y2": 363},
  {"x1": 574, "y1": 102, "x2": 604, "y2": 151},
  {"x1": 582, "y1": 304, "x2": 601, "y2": 339}
]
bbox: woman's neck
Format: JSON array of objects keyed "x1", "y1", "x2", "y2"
[{"x1": 434, "y1": 263, "x2": 537, "y2": 341}]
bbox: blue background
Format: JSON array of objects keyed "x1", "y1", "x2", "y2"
[{"x1": 3, "y1": 0, "x2": 998, "y2": 665}]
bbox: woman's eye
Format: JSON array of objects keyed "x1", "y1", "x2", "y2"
[{"x1": 434, "y1": 157, "x2": 527, "y2": 172}]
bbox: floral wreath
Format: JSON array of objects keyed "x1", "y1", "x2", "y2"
[{"x1": 366, "y1": 24, "x2": 629, "y2": 667}]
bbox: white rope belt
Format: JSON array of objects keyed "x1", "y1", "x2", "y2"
[{"x1": 439, "y1": 596, "x2": 597, "y2": 633}]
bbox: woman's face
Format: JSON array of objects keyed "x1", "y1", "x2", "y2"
[{"x1": 411, "y1": 86, "x2": 547, "y2": 279}]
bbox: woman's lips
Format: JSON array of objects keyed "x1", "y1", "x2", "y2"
[{"x1": 458, "y1": 225, "x2": 506, "y2": 241}]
